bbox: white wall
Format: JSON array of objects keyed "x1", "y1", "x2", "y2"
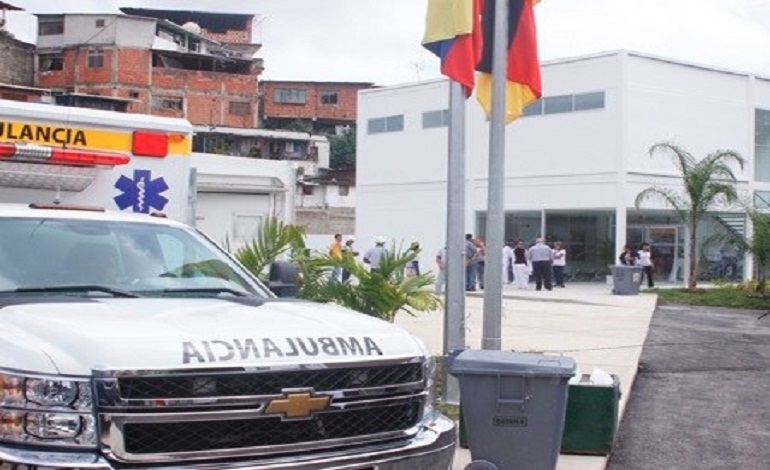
[{"x1": 356, "y1": 51, "x2": 770, "y2": 272}]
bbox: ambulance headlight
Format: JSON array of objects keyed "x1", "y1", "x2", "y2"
[
  {"x1": 0, "y1": 371, "x2": 96, "y2": 447},
  {"x1": 25, "y1": 378, "x2": 80, "y2": 407}
]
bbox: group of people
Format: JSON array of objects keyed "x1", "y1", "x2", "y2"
[
  {"x1": 618, "y1": 242, "x2": 655, "y2": 288},
  {"x1": 329, "y1": 235, "x2": 420, "y2": 282},
  {"x1": 435, "y1": 235, "x2": 568, "y2": 294},
  {"x1": 329, "y1": 233, "x2": 389, "y2": 282}
]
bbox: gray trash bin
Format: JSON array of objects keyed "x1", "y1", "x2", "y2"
[
  {"x1": 447, "y1": 350, "x2": 576, "y2": 470},
  {"x1": 610, "y1": 265, "x2": 643, "y2": 295}
]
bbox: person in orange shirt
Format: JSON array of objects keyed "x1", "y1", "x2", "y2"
[{"x1": 329, "y1": 233, "x2": 343, "y2": 281}]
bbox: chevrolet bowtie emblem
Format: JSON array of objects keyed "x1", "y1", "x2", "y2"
[{"x1": 265, "y1": 392, "x2": 331, "y2": 420}]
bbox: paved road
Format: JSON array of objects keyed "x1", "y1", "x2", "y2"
[{"x1": 607, "y1": 304, "x2": 770, "y2": 470}]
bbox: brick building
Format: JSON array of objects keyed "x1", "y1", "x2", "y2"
[
  {"x1": 35, "y1": 9, "x2": 263, "y2": 128},
  {"x1": 260, "y1": 81, "x2": 374, "y2": 135}
]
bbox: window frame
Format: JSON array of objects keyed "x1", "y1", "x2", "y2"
[
  {"x1": 320, "y1": 91, "x2": 339, "y2": 105},
  {"x1": 86, "y1": 49, "x2": 105, "y2": 69},
  {"x1": 274, "y1": 88, "x2": 307, "y2": 105}
]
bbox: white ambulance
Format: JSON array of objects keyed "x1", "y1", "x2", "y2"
[{"x1": 0, "y1": 100, "x2": 455, "y2": 469}]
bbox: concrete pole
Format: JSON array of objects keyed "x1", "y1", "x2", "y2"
[
  {"x1": 442, "y1": 81, "x2": 467, "y2": 404},
  {"x1": 482, "y1": 0, "x2": 509, "y2": 351}
]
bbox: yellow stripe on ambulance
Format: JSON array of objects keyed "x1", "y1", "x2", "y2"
[{"x1": 0, "y1": 120, "x2": 191, "y2": 156}]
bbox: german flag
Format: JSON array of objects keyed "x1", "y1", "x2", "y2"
[
  {"x1": 423, "y1": 0, "x2": 484, "y2": 97},
  {"x1": 476, "y1": 0, "x2": 542, "y2": 123}
]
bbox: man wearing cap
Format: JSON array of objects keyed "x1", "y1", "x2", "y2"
[
  {"x1": 341, "y1": 237, "x2": 359, "y2": 282},
  {"x1": 364, "y1": 236, "x2": 387, "y2": 272}
]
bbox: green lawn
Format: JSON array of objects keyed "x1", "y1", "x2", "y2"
[{"x1": 647, "y1": 285, "x2": 770, "y2": 310}]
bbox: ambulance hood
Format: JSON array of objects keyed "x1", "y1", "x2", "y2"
[{"x1": 0, "y1": 298, "x2": 427, "y2": 376}]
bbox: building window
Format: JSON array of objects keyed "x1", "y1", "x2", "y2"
[
  {"x1": 754, "y1": 191, "x2": 770, "y2": 209},
  {"x1": 128, "y1": 91, "x2": 140, "y2": 99},
  {"x1": 320, "y1": 91, "x2": 339, "y2": 105},
  {"x1": 87, "y1": 49, "x2": 104, "y2": 69},
  {"x1": 574, "y1": 91, "x2": 605, "y2": 111},
  {"x1": 338, "y1": 185, "x2": 350, "y2": 196},
  {"x1": 755, "y1": 109, "x2": 770, "y2": 182},
  {"x1": 39, "y1": 53, "x2": 64, "y2": 72},
  {"x1": 151, "y1": 95, "x2": 184, "y2": 112},
  {"x1": 39, "y1": 20, "x2": 64, "y2": 36},
  {"x1": 367, "y1": 114, "x2": 404, "y2": 134},
  {"x1": 95, "y1": 19, "x2": 105, "y2": 28},
  {"x1": 543, "y1": 95, "x2": 572, "y2": 115},
  {"x1": 522, "y1": 99, "x2": 543, "y2": 116},
  {"x1": 302, "y1": 185, "x2": 314, "y2": 196},
  {"x1": 422, "y1": 109, "x2": 449, "y2": 129},
  {"x1": 229, "y1": 101, "x2": 251, "y2": 116},
  {"x1": 274, "y1": 88, "x2": 307, "y2": 104},
  {"x1": 522, "y1": 91, "x2": 605, "y2": 117}
]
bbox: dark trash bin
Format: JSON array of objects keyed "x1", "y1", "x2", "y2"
[
  {"x1": 447, "y1": 350, "x2": 576, "y2": 470},
  {"x1": 561, "y1": 372, "x2": 621, "y2": 455},
  {"x1": 610, "y1": 265, "x2": 643, "y2": 295}
]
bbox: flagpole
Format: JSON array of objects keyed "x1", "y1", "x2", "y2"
[
  {"x1": 442, "y1": 80, "x2": 467, "y2": 404},
  {"x1": 482, "y1": 0, "x2": 509, "y2": 351}
]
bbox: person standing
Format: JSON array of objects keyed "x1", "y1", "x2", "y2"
[
  {"x1": 464, "y1": 234, "x2": 477, "y2": 291},
  {"x1": 552, "y1": 241, "x2": 567, "y2": 288},
  {"x1": 473, "y1": 237, "x2": 486, "y2": 290},
  {"x1": 329, "y1": 233, "x2": 344, "y2": 282},
  {"x1": 407, "y1": 240, "x2": 421, "y2": 276},
  {"x1": 502, "y1": 239, "x2": 514, "y2": 284},
  {"x1": 363, "y1": 236, "x2": 387, "y2": 273},
  {"x1": 528, "y1": 237, "x2": 554, "y2": 291},
  {"x1": 512, "y1": 240, "x2": 530, "y2": 289},
  {"x1": 435, "y1": 246, "x2": 447, "y2": 294},
  {"x1": 638, "y1": 242, "x2": 654, "y2": 288},
  {"x1": 618, "y1": 244, "x2": 639, "y2": 265},
  {"x1": 341, "y1": 237, "x2": 359, "y2": 282}
]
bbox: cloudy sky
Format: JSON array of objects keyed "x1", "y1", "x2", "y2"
[{"x1": 6, "y1": 0, "x2": 770, "y2": 85}]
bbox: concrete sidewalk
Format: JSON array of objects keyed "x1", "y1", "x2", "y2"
[{"x1": 394, "y1": 283, "x2": 658, "y2": 470}]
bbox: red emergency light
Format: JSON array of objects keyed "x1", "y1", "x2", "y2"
[
  {"x1": 132, "y1": 131, "x2": 169, "y2": 158},
  {"x1": 0, "y1": 142, "x2": 130, "y2": 167}
]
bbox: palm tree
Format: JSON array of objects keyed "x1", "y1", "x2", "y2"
[
  {"x1": 705, "y1": 207, "x2": 770, "y2": 294},
  {"x1": 234, "y1": 220, "x2": 440, "y2": 321},
  {"x1": 635, "y1": 143, "x2": 745, "y2": 291},
  {"x1": 233, "y1": 217, "x2": 306, "y2": 280}
]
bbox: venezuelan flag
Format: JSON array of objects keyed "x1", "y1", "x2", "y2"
[
  {"x1": 423, "y1": 0, "x2": 484, "y2": 96},
  {"x1": 476, "y1": 0, "x2": 542, "y2": 123}
]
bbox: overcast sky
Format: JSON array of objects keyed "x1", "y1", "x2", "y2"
[{"x1": 6, "y1": 0, "x2": 770, "y2": 85}]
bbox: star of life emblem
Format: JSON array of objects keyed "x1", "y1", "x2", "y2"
[{"x1": 114, "y1": 169, "x2": 169, "y2": 214}]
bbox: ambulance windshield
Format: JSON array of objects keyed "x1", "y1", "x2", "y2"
[{"x1": 0, "y1": 216, "x2": 272, "y2": 299}]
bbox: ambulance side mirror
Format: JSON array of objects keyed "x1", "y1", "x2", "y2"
[{"x1": 267, "y1": 261, "x2": 299, "y2": 298}]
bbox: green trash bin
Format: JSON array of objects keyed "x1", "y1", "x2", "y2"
[{"x1": 561, "y1": 373, "x2": 621, "y2": 455}]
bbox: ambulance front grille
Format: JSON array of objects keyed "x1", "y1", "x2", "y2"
[{"x1": 96, "y1": 361, "x2": 428, "y2": 463}]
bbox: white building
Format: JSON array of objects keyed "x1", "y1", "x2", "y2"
[{"x1": 356, "y1": 50, "x2": 770, "y2": 283}]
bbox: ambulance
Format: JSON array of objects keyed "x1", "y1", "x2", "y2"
[{"x1": 0, "y1": 100, "x2": 455, "y2": 469}]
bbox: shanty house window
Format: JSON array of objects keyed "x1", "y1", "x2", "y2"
[
  {"x1": 39, "y1": 20, "x2": 64, "y2": 36},
  {"x1": 274, "y1": 88, "x2": 307, "y2": 104},
  {"x1": 95, "y1": 19, "x2": 105, "y2": 28},
  {"x1": 39, "y1": 53, "x2": 64, "y2": 72},
  {"x1": 152, "y1": 95, "x2": 184, "y2": 112},
  {"x1": 320, "y1": 91, "x2": 339, "y2": 105},
  {"x1": 87, "y1": 49, "x2": 104, "y2": 68},
  {"x1": 228, "y1": 101, "x2": 251, "y2": 116}
]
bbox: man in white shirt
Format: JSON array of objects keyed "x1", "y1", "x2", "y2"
[{"x1": 552, "y1": 241, "x2": 567, "y2": 287}]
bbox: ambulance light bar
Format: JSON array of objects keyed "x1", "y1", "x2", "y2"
[
  {"x1": 133, "y1": 131, "x2": 169, "y2": 158},
  {"x1": 0, "y1": 142, "x2": 130, "y2": 167}
]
